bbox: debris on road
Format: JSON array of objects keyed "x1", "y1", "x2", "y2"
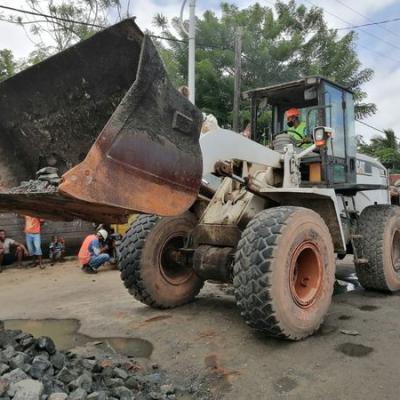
[
  {"x1": 340, "y1": 329, "x2": 360, "y2": 336},
  {"x1": 0, "y1": 325, "x2": 204, "y2": 400}
]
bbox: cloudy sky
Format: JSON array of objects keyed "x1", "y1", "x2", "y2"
[{"x1": 0, "y1": 0, "x2": 399, "y2": 141}]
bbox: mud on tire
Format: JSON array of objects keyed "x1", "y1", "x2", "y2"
[
  {"x1": 355, "y1": 205, "x2": 400, "y2": 291},
  {"x1": 233, "y1": 206, "x2": 335, "y2": 340},
  {"x1": 119, "y1": 213, "x2": 203, "y2": 308}
]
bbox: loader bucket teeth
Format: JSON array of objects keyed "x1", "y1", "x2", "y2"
[{"x1": 0, "y1": 19, "x2": 203, "y2": 221}]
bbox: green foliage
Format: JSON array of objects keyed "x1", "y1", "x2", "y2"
[
  {"x1": 154, "y1": 1, "x2": 375, "y2": 125},
  {"x1": 0, "y1": 49, "x2": 16, "y2": 82},
  {"x1": 358, "y1": 129, "x2": 400, "y2": 171}
]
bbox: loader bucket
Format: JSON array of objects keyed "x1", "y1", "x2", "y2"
[{"x1": 0, "y1": 19, "x2": 203, "y2": 222}]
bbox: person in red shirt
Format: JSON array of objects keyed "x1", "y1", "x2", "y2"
[{"x1": 24, "y1": 216, "x2": 44, "y2": 269}]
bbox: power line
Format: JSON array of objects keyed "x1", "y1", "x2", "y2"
[
  {"x1": 0, "y1": 4, "x2": 104, "y2": 28},
  {"x1": 337, "y1": 17, "x2": 400, "y2": 31},
  {"x1": 305, "y1": 0, "x2": 400, "y2": 63},
  {"x1": 334, "y1": 0, "x2": 400, "y2": 38},
  {"x1": 356, "y1": 120, "x2": 386, "y2": 135}
]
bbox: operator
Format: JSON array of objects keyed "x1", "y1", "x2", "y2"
[{"x1": 285, "y1": 108, "x2": 312, "y2": 148}]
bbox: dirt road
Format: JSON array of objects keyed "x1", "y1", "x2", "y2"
[{"x1": 1, "y1": 259, "x2": 400, "y2": 400}]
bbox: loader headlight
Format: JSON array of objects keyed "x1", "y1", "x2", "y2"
[{"x1": 313, "y1": 126, "x2": 333, "y2": 148}]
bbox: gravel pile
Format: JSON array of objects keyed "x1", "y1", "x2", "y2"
[
  {"x1": 0, "y1": 323, "x2": 179, "y2": 400},
  {"x1": 8, "y1": 180, "x2": 58, "y2": 194}
]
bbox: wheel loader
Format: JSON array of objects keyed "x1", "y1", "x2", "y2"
[{"x1": 0, "y1": 19, "x2": 398, "y2": 340}]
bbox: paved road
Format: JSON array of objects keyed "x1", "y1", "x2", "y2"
[{"x1": 1, "y1": 259, "x2": 399, "y2": 399}]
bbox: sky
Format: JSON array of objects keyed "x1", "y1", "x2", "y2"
[{"x1": 0, "y1": 0, "x2": 399, "y2": 141}]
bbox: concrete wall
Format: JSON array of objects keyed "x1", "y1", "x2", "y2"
[{"x1": 0, "y1": 213, "x2": 95, "y2": 257}]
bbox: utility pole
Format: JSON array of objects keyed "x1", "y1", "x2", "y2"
[
  {"x1": 188, "y1": 0, "x2": 196, "y2": 104},
  {"x1": 180, "y1": 0, "x2": 196, "y2": 104},
  {"x1": 233, "y1": 26, "x2": 242, "y2": 132}
]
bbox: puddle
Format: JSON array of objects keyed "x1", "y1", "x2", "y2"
[
  {"x1": 336, "y1": 342, "x2": 374, "y2": 357},
  {"x1": 338, "y1": 315, "x2": 353, "y2": 320},
  {"x1": 358, "y1": 305, "x2": 379, "y2": 311},
  {"x1": 4, "y1": 319, "x2": 153, "y2": 358}
]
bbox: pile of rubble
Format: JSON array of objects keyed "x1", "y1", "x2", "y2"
[
  {"x1": 8, "y1": 167, "x2": 61, "y2": 194},
  {"x1": 0, "y1": 323, "x2": 178, "y2": 400}
]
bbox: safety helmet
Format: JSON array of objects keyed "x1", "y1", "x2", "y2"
[
  {"x1": 97, "y1": 229, "x2": 108, "y2": 241},
  {"x1": 286, "y1": 108, "x2": 300, "y2": 118}
]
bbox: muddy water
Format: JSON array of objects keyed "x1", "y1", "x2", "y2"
[{"x1": 4, "y1": 319, "x2": 153, "y2": 358}]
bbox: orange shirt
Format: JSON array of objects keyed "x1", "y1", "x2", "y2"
[
  {"x1": 78, "y1": 234, "x2": 97, "y2": 265},
  {"x1": 24, "y1": 216, "x2": 43, "y2": 234}
]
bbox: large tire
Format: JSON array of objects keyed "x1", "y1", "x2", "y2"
[
  {"x1": 233, "y1": 206, "x2": 335, "y2": 340},
  {"x1": 355, "y1": 205, "x2": 400, "y2": 291},
  {"x1": 119, "y1": 213, "x2": 204, "y2": 308}
]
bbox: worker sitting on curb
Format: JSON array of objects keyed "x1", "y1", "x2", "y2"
[
  {"x1": 78, "y1": 229, "x2": 110, "y2": 274},
  {"x1": 0, "y1": 229, "x2": 28, "y2": 272},
  {"x1": 286, "y1": 108, "x2": 312, "y2": 148}
]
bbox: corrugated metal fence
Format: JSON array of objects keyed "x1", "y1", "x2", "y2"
[{"x1": 0, "y1": 213, "x2": 94, "y2": 257}]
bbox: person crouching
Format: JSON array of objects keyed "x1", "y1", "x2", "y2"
[{"x1": 78, "y1": 229, "x2": 110, "y2": 274}]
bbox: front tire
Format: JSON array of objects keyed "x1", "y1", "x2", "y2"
[
  {"x1": 355, "y1": 205, "x2": 400, "y2": 291},
  {"x1": 119, "y1": 213, "x2": 203, "y2": 308},
  {"x1": 233, "y1": 206, "x2": 335, "y2": 340}
]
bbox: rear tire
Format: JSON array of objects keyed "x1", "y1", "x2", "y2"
[
  {"x1": 233, "y1": 206, "x2": 335, "y2": 340},
  {"x1": 355, "y1": 205, "x2": 400, "y2": 291},
  {"x1": 119, "y1": 213, "x2": 203, "y2": 308}
]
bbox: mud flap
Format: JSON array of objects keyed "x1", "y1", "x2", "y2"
[{"x1": 0, "y1": 19, "x2": 203, "y2": 222}]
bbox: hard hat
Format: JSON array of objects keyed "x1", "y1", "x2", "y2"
[
  {"x1": 97, "y1": 229, "x2": 108, "y2": 241},
  {"x1": 286, "y1": 108, "x2": 300, "y2": 118}
]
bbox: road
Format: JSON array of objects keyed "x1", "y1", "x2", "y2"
[{"x1": 1, "y1": 259, "x2": 400, "y2": 400}]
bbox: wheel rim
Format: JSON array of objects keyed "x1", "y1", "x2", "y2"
[
  {"x1": 289, "y1": 242, "x2": 323, "y2": 308},
  {"x1": 158, "y1": 233, "x2": 194, "y2": 286},
  {"x1": 391, "y1": 230, "x2": 400, "y2": 274}
]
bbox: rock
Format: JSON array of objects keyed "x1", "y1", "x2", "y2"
[
  {"x1": 161, "y1": 385, "x2": 175, "y2": 395},
  {"x1": 48, "y1": 393, "x2": 67, "y2": 400},
  {"x1": 10, "y1": 353, "x2": 30, "y2": 370},
  {"x1": 87, "y1": 392, "x2": 106, "y2": 400},
  {"x1": 56, "y1": 367, "x2": 77, "y2": 384},
  {"x1": 0, "y1": 379, "x2": 9, "y2": 396},
  {"x1": 69, "y1": 373, "x2": 92, "y2": 392},
  {"x1": 49, "y1": 353, "x2": 64, "y2": 371},
  {"x1": 113, "y1": 368, "x2": 128, "y2": 380},
  {"x1": 151, "y1": 363, "x2": 159, "y2": 370},
  {"x1": 2, "y1": 346, "x2": 16, "y2": 361},
  {"x1": 36, "y1": 167, "x2": 58, "y2": 176},
  {"x1": 146, "y1": 373, "x2": 162, "y2": 385},
  {"x1": 0, "y1": 322, "x2": 4, "y2": 332},
  {"x1": 125, "y1": 376, "x2": 143, "y2": 390},
  {"x1": 30, "y1": 357, "x2": 51, "y2": 379},
  {"x1": 149, "y1": 392, "x2": 163, "y2": 400},
  {"x1": 20, "y1": 337, "x2": 35, "y2": 350},
  {"x1": 2, "y1": 368, "x2": 29, "y2": 384},
  {"x1": 111, "y1": 387, "x2": 133, "y2": 400},
  {"x1": 103, "y1": 377, "x2": 124, "y2": 388},
  {"x1": 0, "y1": 363, "x2": 10, "y2": 375},
  {"x1": 101, "y1": 367, "x2": 113, "y2": 377},
  {"x1": 13, "y1": 379, "x2": 44, "y2": 400},
  {"x1": 36, "y1": 338, "x2": 56, "y2": 355},
  {"x1": 68, "y1": 388, "x2": 87, "y2": 400},
  {"x1": 81, "y1": 359, "x2": 95, "y2": 371}
]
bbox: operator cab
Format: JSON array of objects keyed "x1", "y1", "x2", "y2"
[{"x1": 243, "y1": 76, "x2": 357, "y2": 190}]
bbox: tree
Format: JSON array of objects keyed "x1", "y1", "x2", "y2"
[
  {"x1": 6, "y1": 0, "x2": 130, "y2": 58},
  {"x1": 0, "y1": 49, "x2": 17, "y2": 82},
  {"x1": 358, "y1": 129, "x2": 400, "y2": 172},
  {"x1": 153, "y1": 1, "x2": 376, "y2": 125}
]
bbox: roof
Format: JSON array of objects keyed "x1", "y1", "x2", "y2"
[{"x1": 243, "y1": 76, "x2": 354, "y2": 101}]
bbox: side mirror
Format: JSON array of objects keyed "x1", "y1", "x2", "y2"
[{"x1": 313, "y1": 126, "x2": 334, "y2": 148}]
